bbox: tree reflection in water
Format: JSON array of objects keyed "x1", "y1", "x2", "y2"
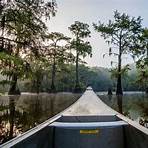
[
  {"x1": 99, "y1": 93, "x2": 148, "y2": 128},
  {"x1": 117, "y1": 95, "x2": 123, "y2": 114},
  {"x1": 0, "y1": 93, "x2": 80, "y2": 144},
  {"x1": 134, "y1": 98, "x2": 148, "y2": 128},
  {"x1": 0, "y1": 95, "x2": 21, "y2": 143}
]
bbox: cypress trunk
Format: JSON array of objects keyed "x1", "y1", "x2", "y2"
[
  {"x1": 8, "y1": 39, "x2": 21, "y2": 95},
  {"x1": 36, "y1": 76, "x2": 40, "y2": 94},
  {"x1": 8, "y1": 73, "x2": 20, "y2": 95},
  {"x1": 74, "y1": 52, "x2": 81, "y2": 93},
  {"x1": 117, "y1": 95, "x2": 123, "y2": 114},
  {"x1": 50, "y1": 57, "x2": 56, "y2": 93},
  {"x1": 116, "y1": 38, "x2": 123, "y2": 95},
  {"x1": 116, "y1": 73, "x2": 123, "y2": 95},
  {"x1": 146, "y1": 87, "x2": 148, "y2": 94}
]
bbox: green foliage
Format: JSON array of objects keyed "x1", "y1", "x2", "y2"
[
  {"x1": 0, "y1": 63, "x2": 144, "y2": 92},
  {"x1": 93, "y1": 10, "x2": 143, "y2": 57},
  {"x1": 0, "y1": 80, "x2": 11, "y2": 85},
  {"x1": 0, "y1": 6, "x2": 147, "y2": 94},
  {"x1": 44, "y1": 32, "x2": 72, "y2": 64},
  {"x1": 26, "y1": 56, "x2": 47, "y2": 92},
  {"x1": 69, "y1": 21, "x2": 92, "y2": 91},
  {"x1": 136, "y1": 65, "x2": 148, "y2": 90},
  {"x1": 69, "y1": 21, "x2": 91, "y2": 38},
  {"x1": 70, "y1": 39, "x2": 92, "y2": 58},
  {"x1": 0, "y1": 52, "x2": 30, "y2": 79},
  {"x1": 135, "y1": 28, "x2": 148, "y2": 92},
  {"x1": 134, "y1": 28, "x2": 148, "y2": 58},
  {"x1": 69, "y1": 21, "x2": 92, "y2": 57},
  {"x1": 110, "y1": 64, "x2": 131, "y2": 79},
  {"x1": 0, "y1": 0, "x2": 57, "y2": 45},
  {"x1": 0, "y1": 0, "x2": 57, "y2": 93},
  {"x1": 43, "y1": 32, "x2": 73, "y2": 91}
]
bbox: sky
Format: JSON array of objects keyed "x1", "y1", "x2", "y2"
[{"x1": 48, "y1": 0, "x2": 148, "y2": 68}]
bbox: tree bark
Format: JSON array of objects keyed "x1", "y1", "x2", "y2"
[
  {"x1": 8, "y1": 38, "x2": 21, "y2": 95},
  {"x1": 74, "y1": 51, "x2": 81, "y2": 93},
  {"x1": 8, "y1": 73, "x2": 20, "y2": 95},
  {"x1": 36, "y1": 75, "x2": 40, "y2": 94},
  {"x1": 117, "y1": 95, "x2": 123, "y2": 114},
  {"x1": 116, "y1": 36, "x2": 123, "y2": 95},
  {"x1": 146, "y1": 88, "x2": 148, "y2": 94},
  {"x1": 116, "y1": 71, "x2": 123, "y2": 95},
  {"x1": 50, "y1": 57, "x2": 56, "y2": 93}
]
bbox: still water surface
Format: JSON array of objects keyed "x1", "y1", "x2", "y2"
[
  {"x1": 0, "y1": 93, "x2": 80, "y2": 144},
  {"x1": 0, "y1": 92, "x2": 147, "y2": 144},
  {"x1": 98, "y1": 92, "x2": 148, "y2": 127}
]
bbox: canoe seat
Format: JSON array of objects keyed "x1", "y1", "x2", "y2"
[
  {"x1": 56, "y1": 115, "x2": 121, "y2": 122},
  {"x1": 48, "y1": 121, "x2": 128, "y2": 148},
  {"x1": 50, "y1": 120, "x2": 128, "y2": 128}
]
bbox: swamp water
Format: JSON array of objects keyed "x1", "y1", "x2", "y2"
[
  {"x1": 0, "y1": 93, "x2": 80, "y2": 144},
  {"x1": 0, "y1": 92, "x2": 147, "y2": 144},
  {"x1": 98, "y1": 92, "x2": 148, "y2": 128}
]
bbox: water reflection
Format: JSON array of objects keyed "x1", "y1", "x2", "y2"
[
  {"x1": 99, "y1": 93, "x2": 148, "y2": 128},
  {"x1": 0, "y1": 93, "x2": 80, "y2": 144},
  {"x1": 117, "y1": 95, "x2": 123, "y2": 114},
  {"x1": 9, "y1": 96, "x2": 17, "y2": 139},
  {"x1": 106, "y1": 94, "x2": 123, "y2": 114},
  {"x1": 0, "y1": 95, "x2": 20, "y2": 143}
]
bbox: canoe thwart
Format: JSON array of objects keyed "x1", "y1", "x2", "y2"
[
  {"x1": 50, "y1": 120, "x2": 128, "y2": 128},
  {"x1": 56, "y1": 115, "x2": 121, "y2": 122}
]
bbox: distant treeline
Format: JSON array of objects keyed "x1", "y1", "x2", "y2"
[{"x1": 0, "y1": 64, "x2": 142, "y2": 93}]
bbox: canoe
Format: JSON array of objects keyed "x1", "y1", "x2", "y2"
[{"x1": 1, "y1": 87, "x2": 148, "y2": 148}]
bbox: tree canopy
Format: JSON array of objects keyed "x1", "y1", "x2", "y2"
[
  {"x1": 0, "y1": 0, "x2": 57, "y2": 94},
  {"x1": 93, "y1": 10, "x2": 144, "y2": 95},
  {"x1": 69, "y1": 21, "x2": 92, "y2": 92}
]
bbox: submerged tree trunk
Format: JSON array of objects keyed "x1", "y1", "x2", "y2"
[
  {"x1": 8, "y1": 73, "x2": 20, "y2": 95},
  {"x1": 116, "y1": 73, "x2": 122, "y2": 95},
  {"x1": 36, "y1": 75, "x2": 40, "y2": 94},
  {"x1": 116, "y1": 40, "x2": 123, "y2": 95},
  {"x1": 50, "y1": 57, "x2": 56, "y2": 93},
  {"x1": 108, "y1": 88, "x2": 112, "y2": 95},
  {"x1": 146, "y1": 87, "x2": 148, "y2": 94},
  {"x1": 74, "y1": 52, "x2": 81, "y2": 93}
]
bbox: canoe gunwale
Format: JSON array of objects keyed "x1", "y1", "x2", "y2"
[
  {"x1": 116, "y1": 114, "x2": 148, "y2": 135},
  {"x1": 0, "y1": 115, "x2": 62, "y2": 148}
]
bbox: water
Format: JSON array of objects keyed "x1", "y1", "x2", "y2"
[
  {"x1": 98, "y1": 92, "x2": 148, "y2": 128},
  {"x1": 0, "y1": 93, "x2": 80, "y2": 144}
]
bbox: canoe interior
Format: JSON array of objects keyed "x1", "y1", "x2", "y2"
[
  {"x1": 8, "y1": 115, "x2": 148, "y2": 148},
  {"x1": 56, "y1": 115, "x2": 120, "y2": 122}
]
